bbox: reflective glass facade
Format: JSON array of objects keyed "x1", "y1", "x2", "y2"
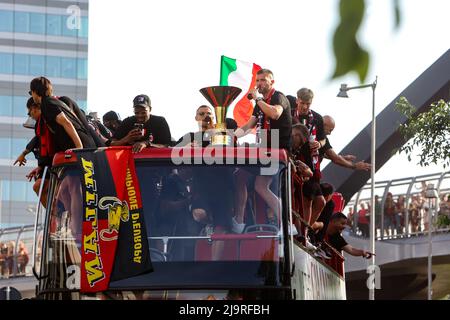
[{"x1": 0, "y1": 0, "x2": 89, "y2": 228}]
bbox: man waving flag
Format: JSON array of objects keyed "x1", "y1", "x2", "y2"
[{"x1": 220, "y1": 55, "x2": 261, "y2": 127}]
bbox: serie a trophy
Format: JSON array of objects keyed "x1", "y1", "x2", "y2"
[{"x1": 199, "y1": 86, "x2": 242, "y2": 146}]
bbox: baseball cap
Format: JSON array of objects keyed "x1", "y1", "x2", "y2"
[{"x1": 133, "y1": 94, "x2": 151, "y2": 108}]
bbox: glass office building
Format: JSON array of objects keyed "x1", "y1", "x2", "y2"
[{"x1": 0, "y1": 0, "x2": 88, "y2": 227}]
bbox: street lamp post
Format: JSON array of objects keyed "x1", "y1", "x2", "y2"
[
  {"x1": 425, "y1": 183, "x2": 438, "y2": 300},
  {"x1": 338, "y1": 76, "x2": 377, "y2": 300}
]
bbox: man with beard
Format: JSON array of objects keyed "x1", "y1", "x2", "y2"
[{"x1": 233, "y1": 69, "x2": 292, "y2": 232}]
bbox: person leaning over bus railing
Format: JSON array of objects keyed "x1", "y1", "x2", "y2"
[
  {"x1": 320, "y1": 115, "x2": 371, "y2": 171},
  {"x1": 22, "y1": 98, "x2": 52, "y2": 208},
  {"x1": 29, "y1": 77, "x2": 95, "y2": 151},
  {"x1": 109, "y1": 94, "x2": 172, "y2": 153},
  {"x1": 325, "y1": 212, "x2": 375, "y2": 259},
  {"x1": 14, "y1": 135, "x2": 39, "y2": 167}
]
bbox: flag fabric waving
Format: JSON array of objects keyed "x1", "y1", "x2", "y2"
[
  {"x1": 76, "y1": 147, "x2": 152, "y2": 293},
  {"x1": 220, "y1": 55, "x2": 261, "y2": 127}
]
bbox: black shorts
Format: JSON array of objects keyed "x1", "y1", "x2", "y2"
[{"x1": 302, "y1": 179, "x2": 322, "y2": 200}]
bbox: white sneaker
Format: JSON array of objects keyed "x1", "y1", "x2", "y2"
[
  {"x1": 276, "y1": 224, "x2": 298, "y2": 236},
  {"x1": 289, "y1": 224, "x2": 298, "y2": 236},
  {"x1": 305, "y1": 240, "x2": 317, "y2": 252},
  {"x1": 232, "y1": 217, "x2": 245, "y2": 234}
]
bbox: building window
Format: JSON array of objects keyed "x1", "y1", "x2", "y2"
[
  {"x1": 0, "y1": 53, "x2": 13, "y2": 74},
  {"x1": 10, "y1": 181, "x2": 27, "y2": 202},
  {"x1": 78, "y1": 16, "x2": 89, "y2": 38},
  {"x1": 30, "y1": 12, "x2": 46, "y2": 35},
  {"x1": 0, "y1": 138, "x2": 12, "y2": 159},
  {"x1": 29, "y1": 55, "x2": 45, "y2": 75},
  {"x1": 45, "y1": 56, "x2": 61, "y2": 78},
  {"x1": 14, "y1": 53, "x2": 29, "y2": 75},
  {"x1": 1, "y1": 180, "x2": 11, "y2": 201},
  {"x1": 0, "y1": 10, "x2": 87, "y2": 38},
  {"x1": 14, "y1": 11, "x2": 30, "y2": 33},
  {"x1": 61, "y1": 57, "x2": 77, "y2": 78},
  {"x1": 13, "y1": 96, "x2": 28, "y2": 117},
  {"x1": 46, "y1": 14, "x2": 62, "y2": 36},
  {"x1": 0, "y1": 96, "x2": 13, "y2": 116},
  {"x1": 0, "y1": 10, "x2": 13, "y2": 32}
]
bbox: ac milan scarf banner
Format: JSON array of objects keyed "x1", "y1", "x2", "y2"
[{"x1": 75, "y1": 147, "x2": 152, "y2": 293}]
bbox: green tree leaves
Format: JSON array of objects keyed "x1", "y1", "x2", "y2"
[
  {"x1": 332, "y1": 0, "x2": 368, "y2": 82},
  {"x1": 395, "y1": 97, "x2": 450, "y2": 168},
  {"x1": 332, "y1": 0, "x2": 402, "y2": 83}
]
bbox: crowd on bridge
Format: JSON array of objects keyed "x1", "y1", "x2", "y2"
[
  {"x1": 349, "y1": 187, "x2": 450, "y2": 238},
  {"x1": 14, "y1": 72, "x2": 377, "y2": 263},
  {"x1": 0, "y1": 240, "x2": 29, "y2": 278}
]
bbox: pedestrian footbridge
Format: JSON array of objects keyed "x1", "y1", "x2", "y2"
[{"x1": 344, "y1": 172, "x2": 450, "y2": 300}]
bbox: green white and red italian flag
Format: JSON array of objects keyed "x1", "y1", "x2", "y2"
[{"x1": 220, "y1": 55, "x2": 261, "y2": 127}]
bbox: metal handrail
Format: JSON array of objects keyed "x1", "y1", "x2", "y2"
[
  {"x1": 32, "y1": 166, "x2": 48, "y2": 280},
  {"x1": 346, "y1": 171, "x2": 450, "y2": 241}
]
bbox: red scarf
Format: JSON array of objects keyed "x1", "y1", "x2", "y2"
[
  {"x1": 302, "y1": 111, "x2": 321, "y2": 180},
  {"x1": 262, "y1": 88, "x2": 275, "y2": 130},
  {"x1": 36, "y1": 116, "x2": 55, "y2": 158}
]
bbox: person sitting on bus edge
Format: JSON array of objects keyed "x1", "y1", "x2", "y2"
[
  {"x1": 102, "y1": 110, "x2": 122, "y2": 136},
  {"x1": 233, "y1": 69, "x2": 292, "y2": 232},
  {"x1": 320, "y1": 115, "x2": 371, "y2": 171},
  {"x1": 288, "y1": 88, "x2": 326, "y2": 237},
  {"x1": 290, "y1": 123, "x2": 313, "y2": 180},
  {"x1": 326, "y1": 212, "x2": 374, "y2": 259},
  {"x1": 109, "y1": 94, "x2": 172, "y2": 152}
]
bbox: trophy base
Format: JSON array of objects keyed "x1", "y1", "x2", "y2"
[{"x1": 211, "y1": 134, "x2": 232, "y2": 146}]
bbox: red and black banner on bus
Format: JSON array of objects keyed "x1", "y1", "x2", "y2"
[{"x1": 75, "y1": 147, "x2": 152, "y2": 293}]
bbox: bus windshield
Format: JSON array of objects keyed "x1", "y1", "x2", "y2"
[{"x1": 42, "y1": 161, "x2": 289, "y2": 293}]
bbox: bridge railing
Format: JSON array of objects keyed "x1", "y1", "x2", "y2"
[
  {"x1": 0, "y1": 224, "x2": 41, "y2": 279},
  {"x1": 346, "y1": 171, "x2": 450, "y2": 240}
]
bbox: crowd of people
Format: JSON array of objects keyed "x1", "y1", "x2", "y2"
[
  {"x1": 13, "y1": 71, "x2": 376, "y2": 262},
  {"x1": 349, "y1": 189, "x2": 450, "y2": 238},
  {"x1": 0, "y1": 240, "x2": 29, "y2": 278}
]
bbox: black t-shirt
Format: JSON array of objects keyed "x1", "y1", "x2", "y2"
[
  {"x1": 113, "y1": 115, "x2": 172, "y2": 145},
  {"x1": 295, "y1": 109, "x2": 325, "y2": 142},
  {"x1": 251, "y1": 90, "x2": 292, "y2": 149},
  {"x1": 319, "y1": 137, "x2": 332, "y2": 162},
  {"x1": 328, "y1": 232, "x2": 348, "y2": 252},
  {"x1": 316, "y1": 200, "x2": 335, "y2": 242},
  {"x1": 175, "y1": 131, "x2": 211, "y2": 147},
  {"x1": 40, "y1": 96, "x2": 95, "y2": 152}
]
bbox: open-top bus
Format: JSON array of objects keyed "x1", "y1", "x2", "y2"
[{"x1": 32, "y1": 146, "x2": 345, "y2": 300}]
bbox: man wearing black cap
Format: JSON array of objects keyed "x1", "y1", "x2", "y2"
[{"x1": 110, "y1": 94, "x2": 172, "y2": 152}]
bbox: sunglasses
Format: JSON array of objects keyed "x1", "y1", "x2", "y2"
[{"x1": 28, "y1": 90, "x2": 32, "y2": 96}]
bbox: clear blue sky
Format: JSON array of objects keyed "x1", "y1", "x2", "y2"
[{"x1": 87, "y1": 0, "x2": 450, "y2": 182}]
